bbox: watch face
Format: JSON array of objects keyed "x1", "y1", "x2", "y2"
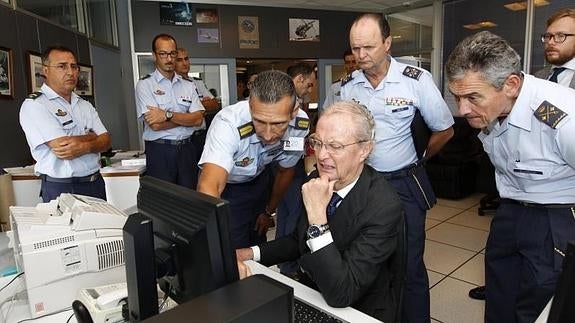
[{"x1": 307, "y1": 225, "x2": 321, "y2": 238}]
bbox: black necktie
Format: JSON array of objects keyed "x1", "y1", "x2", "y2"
[
  {"x1": 549, "y1": 67, "x2": 567, "y2": 83},
  {"x1": 326, "y1": 193, "x2": 342, "y2": 220}
]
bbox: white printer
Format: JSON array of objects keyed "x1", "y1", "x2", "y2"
[{"x1": 9, "y1": 194, "x2": 128, "y2": 318}]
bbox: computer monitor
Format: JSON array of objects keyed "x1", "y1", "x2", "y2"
[
  {"x1": 123, "y1": 176, "x2": 239, "y2": 321},
  {"x1": 548, "y1": 240, "x2": 575, "y2": 323}
]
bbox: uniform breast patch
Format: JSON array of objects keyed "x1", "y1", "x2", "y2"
[
  {"x1": 294, "y1": 117, "x2": 310, "y2": 130},
  {"x1": 534, "y1": 100, "x2": 567, "y2": 129},
  {"x1": 235, "y1": 157, "x2": 254, "y2": 167},
  {"x1": 55, "y1": 109, "x2": 67, "y2": 117},
  {"x1": 237, "y1": 122, "x2": 255, "y2": 139},
  {"x1": 402, "y1": 66, "x2": 422, "y2": 80}
]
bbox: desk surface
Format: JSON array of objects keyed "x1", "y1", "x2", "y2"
[{"x1": 246, "y1": 260, "x2": 382, "y2": 323}]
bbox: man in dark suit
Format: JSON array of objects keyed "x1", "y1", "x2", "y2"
[{"x1": 236, "y1": 100, "x2": 403, "y2": 322}]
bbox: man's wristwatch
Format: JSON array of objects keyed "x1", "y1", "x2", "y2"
[
  {"x1": 165, "y1": 110, "x2": 174, "y2": 122},
  {"x1": 307, "y1": 223, "x2": 330, "y2": 239}
]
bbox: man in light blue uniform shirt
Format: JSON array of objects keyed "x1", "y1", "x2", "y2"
[
  {"x1": 338, "y1": 13, "x2": 454, "y2": 323},
  {"x1": 198, "y1": 70, "x2": 310, "y2": 249},
  {"x1": 136, "y1": 34, "x2": 204, "y2": 189},
  {"x1": 446, "y1": 31, "x2": 575, "y2": 323},
  {"x1": 321, "y1": 49, "x2": 357, "y2": 113},
  {"x1": 20, "y1": 45, "x2": 110, "y2": 202}
]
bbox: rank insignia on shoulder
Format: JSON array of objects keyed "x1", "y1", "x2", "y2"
[
  {"x1": 534, "y1": 100, "x2": 567, "y2": 129},
  {"x1": 294, "y1": 117, "x2": 310, "y2": 130},
  {"x1": 55, "y1": 109, "x2": 67, "y2": 117},
  {"x1": 402, "y1": 66, "x2": 423, "y2": 80},
  {"x1": 341, "y1": 73, "x2": 354, "y2": 86},
  {"x1": 26, "y1": 92, "x2": 42, "y2": 100},
  {"x1": 237, "y1": 122, "x2": 255, "y2": 139},
  {"x1": 140, "y1": 74, "x2": 151, "y2": 80}
]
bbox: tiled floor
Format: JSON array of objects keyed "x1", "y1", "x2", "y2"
[
  {"x1": 428, "y1": 193, "x2": 491, "y2": 323},
  {"x1": 267, "y1": 193, "x2": 492, "y2": 323}
]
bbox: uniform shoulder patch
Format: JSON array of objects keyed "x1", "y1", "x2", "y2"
[
  {"x1": 140, "y1": 74, "x2": 151, "y2": 80},
  {"x1": 534, "y1": 100, "x2": 568, "y2": 129},
  {"x1": 26, "y1": 92, "x2": 43, "y2": 100},
  {"x1": 192, "y1": 77, "x2": 202, "y2": 81},
  {"x1": 181, "y1": 76, "x2": 193, "y2": 82},
  {"x1": 294, "y1": 117, "x2": 310, "y2": 130},
  {"x1": 402, "y1": 66, "x2": 423, "y2": 80},
  {"x1": 340, "y1": 73, "x2": 354, "y2": 86},
  {"x1": 237, "y1": 122, "x2": 255, "y2": 139}
]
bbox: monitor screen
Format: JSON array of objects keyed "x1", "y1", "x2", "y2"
[{"x1": 123, "y1": 176, "x2": 239, "y2": 319}]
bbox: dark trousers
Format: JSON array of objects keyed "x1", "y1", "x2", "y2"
[
  {"x1": 385, "y1": 165, "x2": 435, "y2": 323},
  {"x1": 40, "y1": 175, "x2": 106, "y2": 202},
  {"x1": 485, "y1": 202, "x2": 575, "y2": 323},
  {"x1": 222, "y1": 168, "x2": 272, "y2": 249},
  {"x1": 276, "y1": 159, "x2": 306, "y2": 275},
  {"x1": 144, "y1": 140, "x2": 199, "y2": 189}
]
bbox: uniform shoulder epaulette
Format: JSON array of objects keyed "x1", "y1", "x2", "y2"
[
  {"x1": 534, "y1": 100, "x2": 568, "y2": 129},
  {"x1": 181, "y1": 76, "x2": 193, "y2": 82},
  {"x1": 237, "y1": 121, "x2": 255, "y2": 139},
  {"x1": 26, "y1": 92, "x2": 43, "y2": 100},
  {"x1": 294, "y1": 117, "x2": 310, "y2": 130},
  {"x1": 340, "y1": 73, "x2": 354, "y2": 86},
  {"x1": 140, "y1": 74, "x2": 151, "y2": 80},
  {"x1": 402, "y1": 66, "x2": 423, "y2": 80},
  {"x1": 192, "y1": 77, "x2": 202, "y2": 81}
]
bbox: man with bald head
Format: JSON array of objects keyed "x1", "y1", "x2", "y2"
[{"x1": 337, "y1": 13, "x2": 454, "y2": 323}]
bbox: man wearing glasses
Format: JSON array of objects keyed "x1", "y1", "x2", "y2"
[
  {"x1": 536, "y1": 8, "x2": 575, "y2": 87},
  {"x1": 19, "y1": 45, "x2": 110, "y2": 202},
  {"x1": 136, "y1": 34, "x2": 204, "y2": 189},
  {"x1": 197, "y1": 70, "x2": 309, "y2": 249},
  {"x1": 236, "y1": 101, "x2": 403, "y2": 323}
]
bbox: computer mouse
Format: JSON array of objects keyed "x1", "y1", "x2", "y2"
[{"x1": 72, "y1": 300, "x2": 94, "y2": 323}]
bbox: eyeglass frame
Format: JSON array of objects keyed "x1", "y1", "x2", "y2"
[
  {"x1": 307, "y1": 135, "x2": 370, "y2": 155},
  {"x1": 42, "y1": 63, "x2": 80, "y2": 72},
  {"x1": 155, "y1": 50, "x2": 179, "y2": 59},
  {"x1": 541, "y1": 32, "x2": 575, "y2": 44}
]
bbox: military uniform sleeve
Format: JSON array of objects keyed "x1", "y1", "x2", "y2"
[
  {"x1": 556, "y1": 117, "x2": 575, "y2": 168},
  {"x1": 187, "y1": 83, "x2": 205, "y2": 113},
  {"x1": 198, "y1": 114, "x2": 239, "y2": 173},
  {"x1": 416, "y1": 72, "x2": 454, "y2": 131},
  {"x1": 87, "y1": 103, "x2": 108, "y2": 135},
  {"x1": 19, "y1": 100, "x2": 67, "y2": 150},
  {"x1": 135, "y1": 79, "x2": 155, "y2": 119}
]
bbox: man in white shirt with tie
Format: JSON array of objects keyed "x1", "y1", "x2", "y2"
[{"x1": 535, "y1": 8, "x2": 575, "y2": 88}]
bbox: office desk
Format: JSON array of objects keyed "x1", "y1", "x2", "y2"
[
  {"x1": 246, "y1": 260, "x2": 382, "y2": 322},
  {"x1": 4, "y1": 151, "x2": 145, "y2": 212}
]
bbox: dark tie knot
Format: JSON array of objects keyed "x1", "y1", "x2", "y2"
[
  {"x1": 549, "y1": 67, "x2": 567, "y2": 83},
  {"x1": 326, "y1": 193, "x2": 342, "y2": 220}
]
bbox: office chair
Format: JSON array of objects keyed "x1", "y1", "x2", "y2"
[{"x1": 389, "y1": 211, "x2": 407, "y2": 323}]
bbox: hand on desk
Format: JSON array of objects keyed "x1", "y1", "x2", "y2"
[{"x1": 237, "y1": 260, "x2": 252, "y2": 279}]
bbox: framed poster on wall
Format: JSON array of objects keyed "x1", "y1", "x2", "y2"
[
  {"x1": 289, "y1": 18, "x2": 320, "y2": 42},
  {"x1": 0, "y1": 47, "x2": 13, "y2": 99},
  {"x1": 26, "y1": 51, "x2": 44, "y2": 93},
  {"x1": 159, "y1": 2, "x2": 193, "y2": 26},
  {"x1": 238, "y1": 16, "x2": 259, "y2": 49},
  {"x1": 76, "y1": 64, "x2": 93, "y2": 96}
]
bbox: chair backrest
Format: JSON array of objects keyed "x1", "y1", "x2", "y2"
[{"x1": 389, "y1": 210, "x2": 407, "y2": 323}]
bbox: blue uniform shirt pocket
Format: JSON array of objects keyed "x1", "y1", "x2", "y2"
[{"x1": 509, "y1": 160, "x2": 553, "y2": 192}]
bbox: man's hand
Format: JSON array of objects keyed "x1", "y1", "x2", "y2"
[
  {"x1": 254, "y1": 213, "x2": 275, "y2": 236},
  {"x1": 144, "y1": 106, "x2": 167, "y2": 125},
  {"x1": 51, "y1": 136, "x2": 88, "y2": 160},
  {"x1": 237, "y1": 260, "x2": 252, "y2": 280},
  {"x1": 236, "y1": 248, "x2": 254, "y2": 261},
  {"x1": 301, "y1": 175, "x2": 337, "y2": 225}
]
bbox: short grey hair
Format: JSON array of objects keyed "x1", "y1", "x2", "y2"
[
  {"x1": 322, "y1": 101, "x2": 375, "y2": 142},
  {"x1": 445, "y1": 31, "x2": 521, "y2": 90},
  {"x1": 250, "y1": 70, "x2": 296, "y2": 107}
]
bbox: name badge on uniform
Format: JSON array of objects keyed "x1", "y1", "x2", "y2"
[
  {"x1": 177, "y1": 96, "x2": 192, "y2": 105},
  {"x1": 284, "y1": 137, "x2": 304, "y2": 151}
]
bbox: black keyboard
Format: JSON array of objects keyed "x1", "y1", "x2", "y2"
[{"x1": 294, "y1": 298, "x2": 344, "y2": 323}]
